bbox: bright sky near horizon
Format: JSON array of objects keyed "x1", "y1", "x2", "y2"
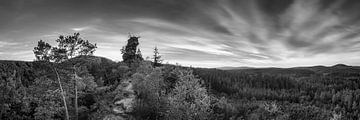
[{"x1": 0, "y1": 0, "x2": 360, "y2": 68}]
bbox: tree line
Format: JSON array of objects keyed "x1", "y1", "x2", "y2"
[
  {"x1": 34, "y1": 33, "x2": 163, "y2": 67},
  {"x1": 192, "y1": 67, "x2": 360, "y2": 119}
]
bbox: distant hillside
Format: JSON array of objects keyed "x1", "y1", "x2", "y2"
[
  {"x1": 216, "y1": 64, "x2": 360, "y2": 77},
  {"x1": 216, "y1": 66, "x2": 254, "y2": 70}
]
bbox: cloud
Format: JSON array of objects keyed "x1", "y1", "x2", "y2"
[
  {"x1": 0, "y1": 41, "x2": 19, "y2": 47},
  {"x1": 72, "y1": 27, "x2": 91, "y2": 32},
  {"x1": 163, "y1": 39, "x2": 235, "y2": 56},
  {"x1": 1, "y1": 0, "x2": 360, "y2": 67}
]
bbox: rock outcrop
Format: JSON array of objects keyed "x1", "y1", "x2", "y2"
[{"x1": 103, "y1": 80, "x2": 136, "y2": 120}]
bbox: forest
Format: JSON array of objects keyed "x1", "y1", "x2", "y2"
[{"x1": 1, "y1": 33, "x2": 360, "y2": 120}]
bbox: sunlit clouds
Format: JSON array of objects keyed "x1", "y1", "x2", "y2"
[{"x1": 0, "y1": 0, "x2": 360, "y2": 67}]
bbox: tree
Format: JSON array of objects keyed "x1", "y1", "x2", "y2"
[
  {"x1": 33, "y1": 40, "x2": 52, "y2": 61},
  {"x1": 51, "y1": 47, "x2": 68, "y2": 63},
  {"x1": 33, "y1": 33, "x2": 97, "y2": 63},
  {"x1": 121, "y1": 36, "x2": 143, "y2": 65},
  {"x1": 136, "y1": 48, "x2": 143, "y2": 61},
  {"x1": 72, "y1": 65, "x2": 97, "y2": 120},
  {"x1": 132, "y1": 62, "x2": 166, "y2": 119},
  {"x1": 79, "y1": 40, "x2": 97, "y2": 56},
  {"x1": 53, "y1": 33, "x2": 97, "y2": 62},
  {"x1": 152, "y1": 46, "x2": 162, "y2": 67},
  {"x1": 54, "y1": 68, "x2": 70, "y2": 120},
  {"x1": 50, "y1": 64, "x2": 97, "y2": 120},
  {"x1": 166, "y1": 68, "x2": 212, "y2": 120},
  {"x1": 0, "y1": 70, "x2": 33, "y2": 119},
  {"x1": 28, "y1": 75, "x2": 64, "y2": 120}
]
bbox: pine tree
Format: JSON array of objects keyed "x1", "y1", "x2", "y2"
[
  {"x1": 166, "y1": 68, "x2": 212, "y2": 120},
  {"x1": 136, "y1": 48, "x2": 143, "y2": 61},
  {"x1": 53, "y1": 33, "x2": 97, "y2": 62},
  {"x1": 79, "y1": 40, "x2": 97, "y2": 56},
  {"x1": 152, "y1": 46, "x2": 162, "y2": 67},
  {"x1": 33, "y1": 40, "x2": 52, "y2": 61},
  {"x1": 51, "y1": 47, "x2": 67, "y2": 63},
  {"x1": 33, "y1": 33, "x2": 97, "y2": 63}
]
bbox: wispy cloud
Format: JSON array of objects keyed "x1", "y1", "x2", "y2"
[
  {"x1": 0, "y1": 41, "x2": 19, "y2": 48},
  {"x1": 0, "y1": 0, "x2": 360, "y2": 67},
  {"x1": 72, "y1": 27, "x2": 90, "y2": 32}
]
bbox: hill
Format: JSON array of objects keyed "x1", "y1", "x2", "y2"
[
  {"x1": 2, "y1": 56, "x2": 360, "y2": 119},
  {"x1": 216, "y1": 66, "x2": 254, "y2": 70},
  {"x1": 216, "y1": 64, "x2": 360, "y2": 77}
]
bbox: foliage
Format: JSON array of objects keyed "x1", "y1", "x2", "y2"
[
  {"x1": 0, "y1": 70, "x2": 33, "y2": 119},
  {"x1": 130, "y1": 62, "x2": 218, "y2": 120},
  {"x1": 166, "y1": 68, "x2": 213, "y2": 120},
  {"x1": 33, "y1": 40, "x2": 52, "y2": 62},
  {"x1": 33, "y1": 33, "x2": 97, "y2": 63},
  {"x1": 4, "y1": 55, "x2": 360, "y2": 119},
  {"x1": 11, "y1": 35, "x2": 360, "y2": 119},
  {"x1": 193, "y1": 66, "x2": 360, "y2": 119},
  {"x1": 283, "y1": 104, "x2": 332, "y2": 120},
  {"x1": 121, "y1": 36, "x2": 143, "y2": 66},
  {"x1": 53, "y1": 33, "x2": 97, "y2": 62},
  {"x1": 74, "y1": 66, "x2": 98, "y2": 92},
  {"x1": 131, "y1": 61, "x2": 166, "y2": 119},
  {"x1": 51, "y1": 47, "x2": 68, "y2": 63},
  {"x1": 29, "y1": 76, "x2": 64, "y2": 120}
]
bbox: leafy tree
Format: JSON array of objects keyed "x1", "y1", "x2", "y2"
[
  {"x1": 152, "y1": 46, "x2": 162, "y2": 67},
  {"x1": 33, "y1": 40, "x2": 52, "y2": 61}
]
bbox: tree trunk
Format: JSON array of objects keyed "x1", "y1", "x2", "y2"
[
  {"x1": 54, "y1": 68, "x2": 70, "y2": 120},
  {"x1": 73, "y1": 66, "x2": 78, "y2": 120},
  {"x1": 75, "y1": 83, "x2": 78, "y2": 120}
]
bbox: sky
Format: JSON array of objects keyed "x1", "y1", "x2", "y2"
[{"x1": 0, "y1": 0, "x2": 360, "y2": 68}]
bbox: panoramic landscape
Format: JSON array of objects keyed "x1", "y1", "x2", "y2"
[{"x1": 1, "y1": 0, "x2": 360, "y2": 120}]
